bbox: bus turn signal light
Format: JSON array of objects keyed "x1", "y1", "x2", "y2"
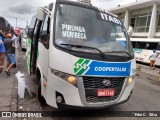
[
  {"x1": 128, "y1": 77, "x2": 133, "y2": 84},
  {"x1": 68, "y1": 76, "x2": 76, "y2": 85}
]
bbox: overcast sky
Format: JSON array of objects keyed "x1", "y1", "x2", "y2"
[{"x1": 0, "y1": 0, "x2": 139, "y2": 28}]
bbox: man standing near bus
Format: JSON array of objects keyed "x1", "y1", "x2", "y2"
[
  {"x1": 3, "y1": 33, "x2": 16, "y2": 75},
  {"x1": 149, "y1": 50, "x2": 157, "y2": 70},
  {"x1": 0, "y1": 36, "x2": 5, "y2": 73}
]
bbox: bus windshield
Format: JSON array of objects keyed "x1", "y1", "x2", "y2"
[{"x1": 55, "y1": 4, "x2": 133, "y2": 55}]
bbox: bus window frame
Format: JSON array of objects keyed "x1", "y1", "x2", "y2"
[
  {"x1": 131, "y1": 41, "x2": 137, "y2": 48},
  {"x1": 135, "y1": 41, "x2": 146, "y2": 49},
  {"x1": 146, "y1": 42, "x2": 158, "y2": 50},
  {"x1": 156, "y1": 42, "x2": 160, "y2": 50}
]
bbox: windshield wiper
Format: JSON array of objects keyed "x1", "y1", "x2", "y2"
[
  {"x1": 104, "y1": 51, "x2": 132, "y2": 58},
  {"x1": 60, "y1": 44, "x2": 133, "y2": 58},
  {"x1": 60, "y1": 43, "x2": 106, "y2": 57}
]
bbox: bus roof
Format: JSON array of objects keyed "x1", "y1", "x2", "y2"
[
  {"x1": 0, "y1": 16, "x2": 13, "y2": 31},
  {"x1": 48, "y1": 0, "x2": 118, "y2": 18},
  {"x1": 130, "y1": 38, "x2": 160, "y2": 43}
]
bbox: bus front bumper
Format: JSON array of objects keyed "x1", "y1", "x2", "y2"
[
  {"x1": 46, "y1": 71, "x2": 135, "y2": 109},
  {"x1": 57, "y1": 90, "x2": 133, "y2": 110}
]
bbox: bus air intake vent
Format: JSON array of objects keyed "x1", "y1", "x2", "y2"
[{"x1": 77, "y1": 0, "x2": 92, "y2": 5}]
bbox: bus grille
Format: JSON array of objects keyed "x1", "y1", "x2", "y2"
[
  {"x1": 83, "y1": 77, "x2": 125, "y2": 103},
  {"x1": 83, "y1": 77, "x2": 125, "y2": 88},
  {"x1": 86, "y1": 95, "x2": 119, "y2": 103}
]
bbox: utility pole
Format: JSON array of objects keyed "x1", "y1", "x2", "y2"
[
  {"x1": 26, "y1": 20, "x2": 28, "y2": 28},
  {"x1": 16, "y1": 18, "x2": 17, "y2": 27}
]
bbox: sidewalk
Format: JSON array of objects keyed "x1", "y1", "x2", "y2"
[
  {"x1": 0, "y1": 51, "x2": 18, "y2": 112},
  {"x1": 136, "y1": 63, "x2": 160, "y2": 82}
]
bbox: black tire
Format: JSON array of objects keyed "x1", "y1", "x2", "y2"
[
  {"x1": 38, "y1": 80, "x2": 46, "y2": 105},
  {"x1": 21, "y1": 48, "x2": 26, "y2": 52}
]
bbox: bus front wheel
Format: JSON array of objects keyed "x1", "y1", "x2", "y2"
[{"x1": 38, "y1": 81, "x2": 46, "y2": 105}]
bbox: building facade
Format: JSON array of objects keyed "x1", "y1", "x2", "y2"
[{"x1": 108, "y1": 0, "x2": 160, "y2": 39}]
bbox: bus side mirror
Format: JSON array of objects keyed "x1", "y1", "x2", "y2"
[
  {"x1": 127, "y1": 26, "x2": 133, "y2": 38},
  {"x1": 37, "y1": 7, "x2": 46, "y2": 21}
]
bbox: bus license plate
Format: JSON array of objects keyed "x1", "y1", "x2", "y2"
[{"x1": 97, "y1": 89, "x2": 115, "y2": 97}]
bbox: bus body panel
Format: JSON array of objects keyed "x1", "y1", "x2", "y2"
[
  {"x1": 26, "y1": 38, "x2": 32, "y2": 74},
  {"x1": 70, "y1": 55, "x2": 136, "y2": 77},
  {"x1": 130, "y1": 58, "x2": 136, "y2": 76},
  {"x1": 118, "y1": 79, "x2": 135, "y2": 103},
  {"x1": 46, "y1": 70, "x2": 83, "y2": 108},
  {"x1": 131, "y1": 38, "x2": 160, "y2": 65},
  {"x1": 48, "y1": 47, "x2": 75, "y2": 74},
  {"x1": 36, "y1": 62, "x2": 47, "y2": 99},
  {"x1": 37, "y1": 43, "x2": 49, "y2": 80},
  {"x1": 134, "y1": 49, "x2": 160, "y2": 65}
]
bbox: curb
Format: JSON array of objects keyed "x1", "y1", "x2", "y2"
[
  {"x1": 10, "y1": 76, "x2": 18, "y2": 111},
  {"x1": 136, "y1": 70, "x2": 160, "y2": 82},
  {"x1": 136, "y1": 64, "x2": 160, "y2": 82},
  {"x1": 10, "y1": 48, "x2": 19, "y2": 120}
]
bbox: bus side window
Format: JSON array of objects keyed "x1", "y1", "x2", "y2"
[
  {"x1": 136, "y1": 42, "x2": 146, "y2": 49},
  {"x1": 131, "y1": 41, "x2": 136, "y2": 48},
  {"x1": 33, "y1": 20, "x2": 42, "y2": 49},
  {"x1": 157, "y1": 42, "x2": 160, "y2": 50},
  {"x1": 39, "y1": 15, "x2": 50, "y2": 49},
  {"x1": 146, "y1": 42, "x2": 158, "y2": 50}
]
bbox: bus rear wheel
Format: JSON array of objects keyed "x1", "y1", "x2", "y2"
[{"x1": 38, "y1": 80, "x2": 46, "y2": 105}]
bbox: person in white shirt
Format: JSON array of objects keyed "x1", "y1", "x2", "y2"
[{"x1": 149, "y1": 50, "x2": 157, "y2": 70}]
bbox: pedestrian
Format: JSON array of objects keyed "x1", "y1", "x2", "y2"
[
  {"x1": 11, "y1": 31, "x2": 17, "y2": 45},
  {"x1": 0, "y1": 29, "x2": 5, "y2": 39},
  {"x1": 148, "y1": 50, "x2": 157, "y2": 70},
  {"x1": 3, "y1": 33, "x2": 16, "y2": 75},
  {"x1": 11, "y1": 32, "x2": 17, "y2": 67},
  {"x1": 0, "y1": 36, "x2": 5, "y2": 73},
  {"x1": 18, "y1": 33, "x2": 22, "y2": 47}
]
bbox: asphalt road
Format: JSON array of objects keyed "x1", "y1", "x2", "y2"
[{"x1": 15, "y1": 48, "x2": 160, "y2": 120}]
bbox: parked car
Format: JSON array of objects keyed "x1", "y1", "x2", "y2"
[{"x1": 21, "y1": 29, "x2": 28, "y2": 50}]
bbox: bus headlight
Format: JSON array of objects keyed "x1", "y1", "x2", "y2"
[
  {"x1": 128, "y1": 77, "x2": 133, "y2": 84},
  {"x1": 128, "y1": 75, "x2": 136, "y2": 85},
  {"x1": 51, "y1": 69, "x2": 77, "y2": 86}
]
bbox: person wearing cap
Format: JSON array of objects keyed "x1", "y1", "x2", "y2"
[
  {"x1": 0, "y1": 36, "x2": 5, "y2": 73},
  {"x1": 3, "y1": 33, "x2": 16, "y2": 75},
  {"x1": 148, "y1": 50, "x2": 158, "y2": 70}
]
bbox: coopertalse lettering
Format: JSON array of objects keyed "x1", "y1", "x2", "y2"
[{"x1": 95, "y1": 67, "x2": 127, "y2": 72}]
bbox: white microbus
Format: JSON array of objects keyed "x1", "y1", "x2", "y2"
[
  {"x1": 131, "y1": 38, "x2": 160, "y2": 66},
  {"x1": 26, "y1": 0, "x2": 136, "y2": 109}
]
